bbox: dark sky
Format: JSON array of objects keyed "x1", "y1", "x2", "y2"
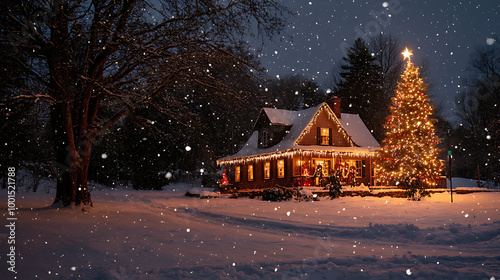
[{"x1": 258, "y1": 0, "x2": 499, "y2": 122}]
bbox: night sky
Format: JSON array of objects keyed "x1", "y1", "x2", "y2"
[{"x1": 258, "y1": 0, "x2": 499, "y2": 122}]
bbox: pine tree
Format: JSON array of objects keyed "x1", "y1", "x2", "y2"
[
  {"x1": 334, "y1": 38, "x2": 386, "y2": 140},
  {"x1": 376, "y1": 48, "x2": 442, "y2": 187}
]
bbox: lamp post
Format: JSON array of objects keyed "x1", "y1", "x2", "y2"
[{"x1": 448, "y1": 150, "x2": 453, "y2": 203}]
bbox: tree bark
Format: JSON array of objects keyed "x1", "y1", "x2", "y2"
[
  {"x1": 47, "y1": 1, "x2": 93, "y2": 208},
  {"x1": 51, "y1": 103, "x2": 93, "y2": 208}
]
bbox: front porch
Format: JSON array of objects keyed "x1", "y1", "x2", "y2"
[{"x1": 290, "y1": 150, "x2": 375, "y2": 188}]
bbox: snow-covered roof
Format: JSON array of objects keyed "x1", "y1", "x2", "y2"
[
  {"x1": 218, "y1": 103, "x2": 379, "y2": 163},
  {"x1": 339, "y1": 113, "x2": 380, "y2": 148},
  {"x1": 229, "y1": 105, "x2": 321, "y2": 159},
  {"x1": 262, "y1": 107, "x2": 297, "y2": 126}
]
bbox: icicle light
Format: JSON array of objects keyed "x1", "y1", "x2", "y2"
[
  {"x1": 294, "y1": 103, "x2": 357, "y2": 147},
  {"x1": 217, "y1": 148, "x2": 374, "y2": 167}
]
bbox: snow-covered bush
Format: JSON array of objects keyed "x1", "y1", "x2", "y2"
[
  {"x1": 295, "y1": 188, "x2": 319, "y2": 201},
  {"x1": 262, "y1": 185, "x2": 294, "y2": 202},
  {"x1": 326, "y1": 176, "x2": 342, "y2": 199},
  {"x1": 402, "y1": 177, "x2": 430, "y2": 201},
  {"x1": 201, "y1": 172, "x2": 221, "y2": 190}
]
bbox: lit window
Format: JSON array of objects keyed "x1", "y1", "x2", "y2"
[
  {"x1": 355, "y1": 160, "x2": 363, "y2": 178},
  {"x1": 294, "y1": 159, "x2": 303, "y2": 176},
  {"x1": 313, "y1": 159, "x2": 331, "y2": 176},
  {"x1": 320, "y1": 128, "x2": 330, "y2": 145},
  {"x1": 264, "y1": 162, "x2": 271, "y2": 179},
  {"x1": 235, "y1": 166, "x2": 241, "y2": 182},
  {"x1": 277, "y1": 159, "x2": 285, "y2": 178},
  {"x1": 248, "y1": 164, "x2": 254, "y2": 181}
]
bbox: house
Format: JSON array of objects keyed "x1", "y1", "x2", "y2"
[{"x1": 216, "y1": 97, "x2": 379, "y2": 191}]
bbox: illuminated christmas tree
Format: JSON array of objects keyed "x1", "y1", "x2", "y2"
[{"x1": 376, "y1": 48, "x2": 442, "y2": 187}]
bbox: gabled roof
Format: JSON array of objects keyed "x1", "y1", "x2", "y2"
[
  {"x1": 217, "y1": 102, "x2": 379, "y2": 163},
  {"x1": 262, "y1": 107, "x2": 297, "y2": 126},
  {"x1": 338, "y1": 113, "x2": 380, "y2": 148}
]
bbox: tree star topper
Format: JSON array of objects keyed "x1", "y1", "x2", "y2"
[{"x1": 402, "y1": 47, "x2": 413, "y2": 60}]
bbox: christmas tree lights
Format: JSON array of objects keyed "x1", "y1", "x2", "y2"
[{"x1": 375, "y1": 48, "x2": 443, "y2": 186}]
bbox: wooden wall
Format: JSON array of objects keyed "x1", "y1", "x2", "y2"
[{"x1": 296, "y1": 109, "x2": 351, "y2": 147}]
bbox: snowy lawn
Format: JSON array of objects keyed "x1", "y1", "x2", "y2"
[{"x1": 1, "y1": 183, "x2": 499, "y2": 279}]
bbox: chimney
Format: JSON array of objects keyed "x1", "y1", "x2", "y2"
[{"x1": 327, "y1": 96, "x2": 341, "y2": 118}]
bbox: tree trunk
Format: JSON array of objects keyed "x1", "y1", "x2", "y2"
[
  {"x1": 48, "y1": 1, "x2": 92, "y2": 209},
  {"x1": 52, "y1": 149, "x2": 93, "y2": 208},
  {"x1": 32, "y1": 165, "x2": 39, "y2": 192},
  {"x1": 51, "y1": 104, "x2": 93, "y2": 208}
]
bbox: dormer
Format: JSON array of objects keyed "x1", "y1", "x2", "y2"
[{"x1": 254, "y1": 108, "x2": 294, "y2": 149}]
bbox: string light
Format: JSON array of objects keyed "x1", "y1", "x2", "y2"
[
  {"x1": 375, "y1": 48, "x2": 442, "y2": 186},
  {"x1": 217, "y1": 103, "x2": 374, "y2": 167},
  {"x1": 294, "y1": 103, "x2": 356, "y2": 147},
  {"x1": 217, "y1": 148, "x2": 374, "y2": 167}
]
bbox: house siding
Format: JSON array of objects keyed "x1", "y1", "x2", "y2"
[
  {"x1": 218, "y1": 102, "x2": 378, "y2": 192},
  {"x1": 228, "y1": 158, "x2": 294, "y2": 190},
  {"x1": 296, "y1": 109, "x2": 351, "y2": 147},
  {"x1": 227, "y1": 153, "x2": 373, "y2": 190}
]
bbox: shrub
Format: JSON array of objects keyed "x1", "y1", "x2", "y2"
[
  {"x1": 262, "y1": 185, "x2": 294, "y2": 202},
  {"x1": 201, "y1": 172, "x2": 221, "y2": 190},
  {"x1": 326, "y1": 176, "x2": 343, "y2": 199},
  {"x1": 401, "y1": 177, "x2": 430, "y2": 200},
  {"x1": 295, "y1": 188, "x2": 319, "y2": 201}
]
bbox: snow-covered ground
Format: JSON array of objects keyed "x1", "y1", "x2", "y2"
[{"x1": 1, "y1": 181, "x2": 499, "y2": 279}]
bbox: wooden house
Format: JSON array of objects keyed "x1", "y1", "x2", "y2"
[{"x1": 216, "y1": 97, "x2": 380, "y2": 191}]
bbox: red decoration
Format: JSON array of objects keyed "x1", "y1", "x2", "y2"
[{"x1": 221, "y1": 169, "x2": 229, "y2": 185}]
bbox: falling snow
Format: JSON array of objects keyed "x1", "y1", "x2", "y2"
[
  {"x1": 5, "y1": 179, "x2": 500, "y2": 279},
  {"x1": 260, "y1": 1, "x2": 499, "y2": 120}
]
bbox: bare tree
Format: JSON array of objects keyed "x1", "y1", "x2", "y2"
[
  {"x1": 453, "y1": 44, "x2": 500, "y2": 181},
  {"x1": 370, "y1": 34, "x2": 404, "y2": 100},
  {"x1": 1, "y1": 0, "x2": 290, "y2": 208},
  {"x1": 263, "y1": 74, "x2": 325, "y2": 110}
]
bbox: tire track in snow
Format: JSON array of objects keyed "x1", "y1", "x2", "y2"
[{"x1": 177, "y1": 207, "x2": 500, "y2": 246}]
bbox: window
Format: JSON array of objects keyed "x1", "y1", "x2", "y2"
[
  {"x1": 294, "y1": 159, "x2": 313, "y2": 176},
  {"x1": 261, "y1": 129, "x2": 270, "y2": 147},
  {"x1": 264, "y1": 161, "x2": 271, "y2": 179},
  {"x1": 313, "y1": 159, "x2": 331, "y2": 176},
  {"x1": 294, "y1": 159, "x2": 303, "y2": 176},
  {"x1": 341, "y1": 160, "x2": 364, "y2": 178},
  {"x1": 355, "y1": 160, "x2": 363, "y2": 178},
  {"x1": 248, "y1": 164, "x2": 254, "y2": 181},
  {"x1": 319, "y1": 127, "x2": 331, "y2": 145},
  {"x1": 235, "y1": 166, "x2": 241, "y2": 182},
  {"x1": 277, "y1": 159, "x2": 285, "y2": 178}
]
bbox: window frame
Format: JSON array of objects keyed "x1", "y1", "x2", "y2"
[
  {"x1": 235, "y1": 166, "x2": 241, "y2": 182},
  {"x1": 264, "y1": 161, "x2": 271, "y2": 179},
  {"x1": 355, "y1": 160, "x2": 363, "y2": 178},
  {"x1": 312, "y1": 158, "x2": 331, "y2": 177},
  {"x1": 261, "y1": 129, "x2": 270, "y2": 147},
  {"x1": 320, "y1": 128, "x2": 330, "y2": 145},
  {"x1": 247, "y1": 164, "x2": 254, "y2": 181},
  {"x1": 277, "y1": 159, "x2": 285, "y2": 178}
]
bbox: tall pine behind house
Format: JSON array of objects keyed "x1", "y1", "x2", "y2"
[{"x1": 334, "y1": 38, "x2": 387, "y2": 141}]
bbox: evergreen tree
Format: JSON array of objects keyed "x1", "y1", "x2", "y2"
[
  {"x1": 333, "y1": 38, "x2": 385, "y2": 140},
  {"x1": 376, "y1": 48, "x2": 442, "y2": 187},
  {"x1": 263, "y1": 75, "x2": 325, "y2": 110}
]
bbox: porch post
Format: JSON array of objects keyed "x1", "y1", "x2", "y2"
[
  {"x1": 370, "y1": 156, "x2": 373, "y2": 186},
  {"x1": 300, "y1": 150, "x2": 303, "y2": 187}
]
